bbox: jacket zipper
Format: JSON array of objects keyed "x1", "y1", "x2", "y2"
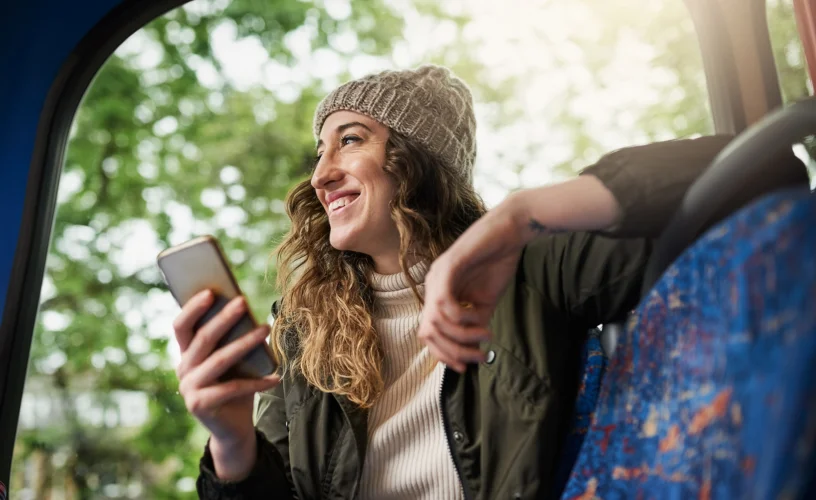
[{"x1": 438, "y1": 366, "x2": 473, "y2": 500}]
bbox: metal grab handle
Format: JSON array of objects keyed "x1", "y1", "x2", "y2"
[{"x1": 642, "y1": 99, "x2": 816, "y2": 295}]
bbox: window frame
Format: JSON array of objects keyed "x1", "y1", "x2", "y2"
[
  {"x1": 685, "y1": 0, "x2": 783, "y2": 134},
  {"x1": 0, "y1": 0, "x2": 189, "y2": 483}
]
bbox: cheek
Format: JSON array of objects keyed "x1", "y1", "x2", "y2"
[
  {"x1": 373, "y1": 178, "x2": 398, "y2": 219},
  {"x1": 378, "y1": 170, "x2": 398, "y2": 202}
]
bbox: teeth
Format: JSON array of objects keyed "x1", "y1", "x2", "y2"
[{"x1": 329, "y1": 195, "x2": 357, "y2": 211}]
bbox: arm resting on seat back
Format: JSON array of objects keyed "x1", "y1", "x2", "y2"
[
  {"x1": 416, "y1": 134, "x2": 806, "y2": 371},
  {"x1": 522, "y1": 137, "x2": 742, "y2": 327},
  {"x1": 537, "y1": 134, "x2": 809, "y2": 328}
]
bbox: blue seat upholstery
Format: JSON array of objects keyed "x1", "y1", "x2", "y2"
[
  {"x1": 560, "y1": 188, "x2": 816, "y2": 499},
  {"x1": 552, "y1": 329, "x2": 608, "y2": 496}
]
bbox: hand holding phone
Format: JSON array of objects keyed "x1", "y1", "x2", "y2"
[{"x1": 157, "y1": 236, "x2": 280, "y2": 480}]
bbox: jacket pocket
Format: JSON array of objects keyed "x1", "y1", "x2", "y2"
[{"x1": 479, "y1": 341, "x2": 551, "y2": 419}]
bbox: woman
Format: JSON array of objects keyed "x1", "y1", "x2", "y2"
[{"x1": 174, "y1": 65, "x2": 800, "y2": 499}]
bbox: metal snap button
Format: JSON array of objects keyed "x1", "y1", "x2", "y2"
[
  {"x1": 485, "y1": 350, "x2": 496, "y2": 364},
  {"x1": 453, "y1": 430, "x2": 464, "y2": 443}
]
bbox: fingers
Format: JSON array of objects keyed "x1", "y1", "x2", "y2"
[
  {"x1": 172, "y1": 289, "x2": 214, "y2": 352},
  {"x1": 421, "y1": 310, "x2": 493, "y2": 372},
  {"x1": 181, "y1": 324, "x2": 272, "y2": 390},
  {"x1": 426, "y1": 260, "x2": 484, "y2": 326},
  {"x1": 183, "y1": 374, "x2": 280, "y2": 417},
  {"x1": 178, "y1": 296, "x2": 248, "y2": 377},
  {"x1": 430, "y1": 317, "x2": 490, "y2": 344},
  {"x1": 437, "y1": 299, "x2": 489, "y2": 327},
  {"x1": 418, "y1": 304, "x2": 489, "y2": 373},
  {"x1": 420, "y1": 266, "x2": 491, "y2": 373},
  {"x1": 423, "y1": 331, "x2": 486, "y2": 373}
]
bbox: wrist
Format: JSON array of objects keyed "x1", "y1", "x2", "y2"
[
  {"x1": 505, "y1": 188, "x2": 559, "y2": 244},
  {"x1": 505, "y1": 177, "x2": 622, "y2": 240},
  {"x1": 210, "y1": 430, "x2": 258, "y2": 481}
]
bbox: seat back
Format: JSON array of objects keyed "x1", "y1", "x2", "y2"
[{"x1": 560, "y1": 188, "x2": 816, "y2": 499}]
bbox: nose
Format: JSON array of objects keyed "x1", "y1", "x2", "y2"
[{"x1": 310, "y1": 151, "x2": 343, "y2": 191}]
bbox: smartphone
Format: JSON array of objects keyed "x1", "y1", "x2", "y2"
[{"x1": 156, "y1": 235, "x2": 277, "y2": 379}]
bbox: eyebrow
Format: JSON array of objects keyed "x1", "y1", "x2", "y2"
[{"x1": 316, "y1": 121, "x2": 373, "y2": 150}]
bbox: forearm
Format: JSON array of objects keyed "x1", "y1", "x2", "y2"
[
  {"x1": 506, "y1": 175, "x2": 622, "y2": 245},
  {"x1": 509, "y1": 135, "x2": 808, "y2": 241}
]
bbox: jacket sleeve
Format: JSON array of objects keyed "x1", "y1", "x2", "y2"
[
  {"x1": 580, "y1": 134, "x2": 809, "y2": 238},
  {"x1": 196, "y1": 381, "x2": 297, "y2": 500}
]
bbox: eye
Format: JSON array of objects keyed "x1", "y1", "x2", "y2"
[
  {"x1": 341, "y1": 135, "x2": 361, "y2": 146},
  {"x1": 311, "y1": 153, "x2": 322, "y2": 172}
]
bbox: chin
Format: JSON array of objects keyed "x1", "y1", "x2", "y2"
[{"x1": 329, "y1": 230, "x2": 360, "y2": 253}]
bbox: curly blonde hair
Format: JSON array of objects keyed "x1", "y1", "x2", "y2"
[{"x1": 271, "y1": 130, "x2": 486, "y2": 407}]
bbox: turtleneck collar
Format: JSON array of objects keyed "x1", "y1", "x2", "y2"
[{"x1": 369, "y1": 261, "x2": 429, "y2": 292}]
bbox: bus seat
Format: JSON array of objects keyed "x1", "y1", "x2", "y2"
[{"x1": 560, "y1": 187, "x2": 816, "y2": 499}]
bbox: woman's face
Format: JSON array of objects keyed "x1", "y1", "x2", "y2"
[{"x1": 312, "y1": 111, "x2": 401, "y2": 264}]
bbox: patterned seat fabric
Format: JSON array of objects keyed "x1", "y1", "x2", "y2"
[
  {"x1": 560, "y1": 188, "x2": 816, "y2": 500},
  {"x1": 552, "y1": 330, "x2": 608, "y2": 496}
]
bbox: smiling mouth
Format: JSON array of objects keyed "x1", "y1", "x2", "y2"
[{"x1": 328, "y1": 194, "x2": 360, "y2": 214}]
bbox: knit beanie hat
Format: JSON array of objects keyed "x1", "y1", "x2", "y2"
[{"x1": 313, "y1": 65, "x2": 477, "y2": 180}]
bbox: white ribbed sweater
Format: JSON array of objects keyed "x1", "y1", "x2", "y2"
[{"x1": 358, "y1": 263, "x2": 463, "y2": 500}]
